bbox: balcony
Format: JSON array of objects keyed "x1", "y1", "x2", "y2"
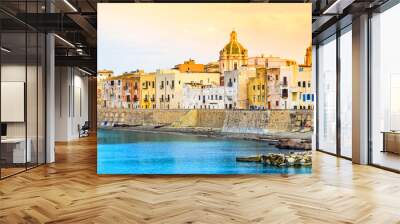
[
  {"x1": 227, "y1": 82, "x2": 233, "y2": 87},
  {"x1": 151, "y1": 97, "x2": 155, "y2": 102},
  {"x1": 160, "y1": 98, "x2": 164, "y2": 102},
  {"x1": 160, "y1": 85, "x2": 164, "y2": 90}
]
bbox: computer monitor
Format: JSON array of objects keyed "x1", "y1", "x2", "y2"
[{"x1": 1, "y1": 123, "x2": 7, "y2": 137}]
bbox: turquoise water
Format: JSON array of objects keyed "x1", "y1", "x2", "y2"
[{"x1": 97, "y1": 129, "x2": 311, "y2": 174}]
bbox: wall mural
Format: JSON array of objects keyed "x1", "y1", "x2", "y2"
[{"x1": 97, "y1": 3, "x2": 313, "y2": 174}]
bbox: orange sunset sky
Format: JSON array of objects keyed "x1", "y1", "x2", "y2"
[{"x1": 98, "y1": 3, "x2": 311, "y2": 74}]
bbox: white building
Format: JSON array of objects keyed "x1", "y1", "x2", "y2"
[
  {"x1": 202, "y1": 85, "x2": 225, "y2": 109},
  {"x1": 224, "y1": 67, "x2": 256, "y2": 109},
  {"x1": 182, "y1": 83, "x2": 203, "y2": 109},
  {"x1": 182, "y1": 83, "x2": 225, "y2": 109},
  {"x1": 155, "y1": 69, "x2": 220, "y2": 109}
]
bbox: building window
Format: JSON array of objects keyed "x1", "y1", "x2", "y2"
[
  {"x1": 234, "y1": 62, "x2": 238, "y2": 70},
  {"x1": 298, "y1": 81, "x2": 301, "y2": 87},
  {"x1": 303, "y1": 81, "x2": 306, "y2": 88},
  {"x1": 282, "y1": 89, "x2": 288, "y2": 98},
  {"x1": 275, "y1": 101, "x2": 279, "y2": 106}
]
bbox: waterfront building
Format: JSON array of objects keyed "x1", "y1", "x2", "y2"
[
  {"x1": 202, "y1": 84, "x2": 225, "y2": 109},
  {"x1": 291, "y1": 65, "x2": 313, "y2": 109},
  {"x1": 266, "y1": 66, "x2": 294, "y2": 110},
  {"x1": 121, "y1": 71, "x2": 142, "y2": 109},
  {"x1": 140, "y1": 72, "x2": 156, "y2": 109},
  {"x1": 247, "y1": 68, "x2": 268, "y2": 110},
  {"x1": 155, "y1": 69, "x2": 220, "y2": 109},
  {"x1": 97, "y1": 69, "x2": 113, "y2": 109},
  {"x1": 174, "y1": 59, "x2": 205, "y2": 73},
  {"x1": 224, "y1": 67, "x2": 256, "y2": 109},
  {"x1": 182, "y1": 83, "x2": 203, "y2": 109},
  {"x1": 103, "y1": 75, "x2": 123, "y2": 109},
  {"x1": 219, "y1": 30, "x2": 248, "y2": 84},
  {"x1": 290, "y1": 47, "x2": 313, "y2": 109},
  {"x1": 182, "y1": 83, "x2": 225, "y2": 109}
]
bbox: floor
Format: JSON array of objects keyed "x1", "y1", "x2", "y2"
[
  {"x1": 373, "y1": 150, "x2": 400, "y2": 171},
  {"x1": 0, "y1": 135, "x2": 400, "y2": 224}
]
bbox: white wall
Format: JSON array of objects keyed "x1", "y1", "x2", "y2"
[{"x1": 55, "y1": 67, "x2": 89, "y2": 141}]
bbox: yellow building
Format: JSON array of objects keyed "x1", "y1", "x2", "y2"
[
  {"x1": 140, "y1": 72, "x2": 156, "y2": 109},
  {"x1": 290, "y1": 46, "x2": 313, "y2": 110},
  {"x1": 247, "y1": 68, "x2": 268, "y2": 110}
]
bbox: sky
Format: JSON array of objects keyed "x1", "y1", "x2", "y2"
[{"x1": 98, "y1": 3, "x2": 311, "y2": 75}]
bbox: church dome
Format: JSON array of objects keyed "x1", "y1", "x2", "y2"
[{"x1": 221, "y1": 31, "x2": 247, "y2": 55}]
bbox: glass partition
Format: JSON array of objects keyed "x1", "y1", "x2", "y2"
[
  {"x1": 339, "y1": 27, "x2": 352, "y2": 158},
  {"x1": 0, "y1": 3, "x2": 46, "y2": 179},
  {"x1": 317, "y1": 35, "x2": 337, "y2": 154},
  {"x1": 371, "y1": 3, "x2": 400, "y2": 171},
  {"x1": 1, "y1": 31, "x2": 28, "y2": 177}
]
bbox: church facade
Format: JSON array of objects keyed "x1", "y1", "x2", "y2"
[{"x1": 219, "y1": 31, "x2": 248, "y2": 84}]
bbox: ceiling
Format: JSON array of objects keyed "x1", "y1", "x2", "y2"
[{"x1": 0, "y1": 0, "x2": 389, "y2": 75}]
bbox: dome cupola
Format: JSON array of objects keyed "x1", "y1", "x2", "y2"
[{"x1": 220, "y1": 30, "x2": 248, "y2": 56}]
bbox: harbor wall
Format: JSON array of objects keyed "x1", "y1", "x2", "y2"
[{"x1": 98, "y1": 108, "x2": 313, "y2": 133}]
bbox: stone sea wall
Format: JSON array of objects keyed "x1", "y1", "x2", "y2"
[{"x1": 98, "y1": 108, "x2": 313, "y2": 134}]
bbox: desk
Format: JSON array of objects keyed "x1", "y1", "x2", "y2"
[
  {"x1": 382, "y1": 131, "x2": 400, "y2": 154},
  {"x1": 1, "y1": 138, "x2": 31, "y2": 163}
]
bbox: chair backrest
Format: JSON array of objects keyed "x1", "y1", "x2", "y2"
[{"x1": 82, "y1": 121, "x2": 90, "y2": 129}]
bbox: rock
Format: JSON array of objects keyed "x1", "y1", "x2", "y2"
[
  {"x1": 287, "y1": 157, "x2": 295, "y2": 166},
  {"x1": 276, "y1": 138, "x2": 312, "y2": 151},
  {"x1": 236, "y1": 152, "x2": 312, "y2": 167}
]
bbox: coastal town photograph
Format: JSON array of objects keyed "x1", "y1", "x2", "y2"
[{"x1": 97, "y1": 3, "x2": 313, "y2": 174}]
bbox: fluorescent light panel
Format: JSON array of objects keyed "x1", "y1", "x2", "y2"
[
  {"x1": 54, "y1": 34, "x2": 75, "y2": 48},
  {"x1": 323, "y1": 0, "x2": 355, "y2": 14},
  {"x1": 78, "y1": 67, "x2": 93, "y2": 76},
  {"x1": 63, "y1": 0, "x2": 78, "y2": 12},
  {"x1": 1, "y1": 47, "x2": 11, "y2": 53}
]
